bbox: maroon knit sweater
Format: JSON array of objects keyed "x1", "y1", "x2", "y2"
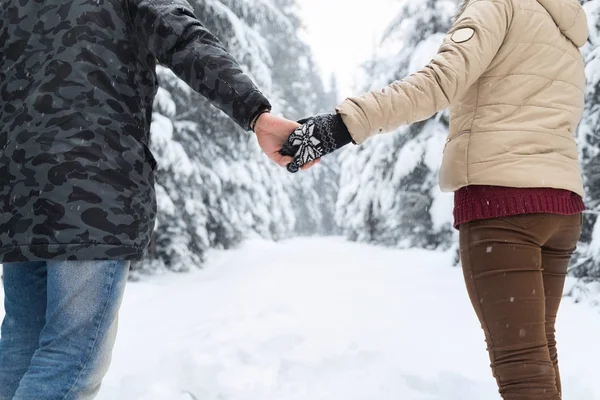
[{"x1": 453, "y1": 186, "x2": 585, "y2": 228}]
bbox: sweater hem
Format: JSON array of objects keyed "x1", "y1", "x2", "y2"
[{"x1": 453, "y1": 187, "x2": 586, "y2": 229}]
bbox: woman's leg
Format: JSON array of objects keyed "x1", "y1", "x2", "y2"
[
  {"x1": 540, "y1": 214, "x2": 582, "y2": 398},
  {"x1": 459, "y1": 215, "x2": 560, "y2": 400},
  {"x1": 0, "y1": 262, "x2": 47, "y2": 400}
]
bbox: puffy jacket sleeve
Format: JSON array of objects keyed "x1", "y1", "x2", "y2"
[
  {"x1": 127, "y1": 0, "x2": 271, "y2": 130},
  {"x1": 336, "y1": 0, "x2": 513, "y2": 144}
]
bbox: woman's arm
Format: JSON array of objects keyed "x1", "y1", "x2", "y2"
[{"x1": 337, "y1": 0, "x2": 513, "y2": 144}]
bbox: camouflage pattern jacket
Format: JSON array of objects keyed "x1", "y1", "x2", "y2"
[{"x1": 0, "y1": 0, "x2": 271, "y2": 262}]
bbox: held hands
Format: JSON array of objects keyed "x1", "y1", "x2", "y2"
[
  {"x1": 253, "y1": 112, "x2": 300, "y2": 167},
  {"x1": 252, "y1": 112, "x2": 320, "y2": 171},
  {"x1": 253, "y1": 112, "x2": 352, "y2": 172},
  {"x1": 279, "y1": 113, "x2": 354, "y2": 173}
]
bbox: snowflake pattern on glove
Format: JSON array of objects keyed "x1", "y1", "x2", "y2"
[
  {"x1": 280, "y1": 113, "x2": 354, "y2": 173},
  {"x1": 285, "y1": 120, "x2": 324, "y2": 172}
]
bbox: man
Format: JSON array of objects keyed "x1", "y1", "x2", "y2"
[{"x1": 0, "y1": 0, "x2": 313, "y2": 398}]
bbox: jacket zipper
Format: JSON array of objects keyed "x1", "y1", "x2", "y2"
[{"x1": 444, "y1": 130, "x2": 470, "y2": 150}]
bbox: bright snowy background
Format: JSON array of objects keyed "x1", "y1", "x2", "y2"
[
  {"x1": 298, "y1": 0, "x2": 401, "y2": 97},
  {"x1": 3, "y1": 0, "x2": 600, "y2": 399},
  {"x1": 94, "y1": 240, "x2": 600, "y2": 399},
  {"x1": 1, "y1": 239, "x2": 600, "y2": 399}
]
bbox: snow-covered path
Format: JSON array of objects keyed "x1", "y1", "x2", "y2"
[
  {"x1": 1, "y1": 238, "x2": 599, "y2": 399},
  {"x1": 92, "y1": 237, "x2": 600, "y2": 400}
]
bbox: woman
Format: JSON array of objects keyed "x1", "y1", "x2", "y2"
[{"x1": 281, "y1": 0, "x2": 588, "y2": 399}]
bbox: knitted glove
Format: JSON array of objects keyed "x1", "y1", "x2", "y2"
[{"x1": 280, "y1": 113, "x2": 354, "y2": 173}]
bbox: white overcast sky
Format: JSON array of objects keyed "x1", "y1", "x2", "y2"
[{"x1": 298, "y1": 0, "x2": 401, "y2": 100}]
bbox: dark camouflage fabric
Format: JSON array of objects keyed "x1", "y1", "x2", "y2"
[{"x1": 0, "y1": 0, "x2": 271, "y2": 262}]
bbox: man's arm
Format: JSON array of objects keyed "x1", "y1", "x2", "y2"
[
  {"x1": 336, "y1": 0, "x2": 513, "y2": 144},
  {"x1": 127, "y1": 0, "x2": 271, "y2": 131}
]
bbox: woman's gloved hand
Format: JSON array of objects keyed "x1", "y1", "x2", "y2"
[{"x1": 279, "y1": 113, "x2": 354, "y2": 173}]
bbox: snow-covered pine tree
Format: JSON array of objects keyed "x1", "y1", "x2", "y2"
[
  {"x1": 309, "y1": 75, "x2": 342, "y2": 236},
  {"x1": 326, "y1": 74, "x2": 340, "y2": 113},
  {"x1": 574, "y1": 0, "x2": 600, "y2": 279},
  {"x1": 336, "y1": 0, "x2": 456, "y2": 249},
  {"x1": 263, "y1": 0, "x2": 341, "y2": 236},
  {"x1": 133, "y1": 0, "x2": 334, "y2": 275}
]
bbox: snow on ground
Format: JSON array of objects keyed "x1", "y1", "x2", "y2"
[
  {"x1": 2, "y1": 238, "x2": 600, "y2": 399},
  {"x1": 97, "y1": 238, "x2": 600, "y2": 400}
]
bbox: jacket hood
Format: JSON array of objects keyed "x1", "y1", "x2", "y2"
[
  {"x1": 537, "y1": 0, "x2": 589, "y2": 47},
  {"x1": 456, "y1": 0, "x2": 589, "y2": 47}
]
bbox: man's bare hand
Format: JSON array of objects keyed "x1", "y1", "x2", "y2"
[
  {"x1": 301, "y1": 159, "x2": 320, "y2": 170},
  {"x1": 254, "y1": 113, "x2": 300, "y2": 167}
]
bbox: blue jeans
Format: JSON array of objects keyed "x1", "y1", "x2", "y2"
[{"x1": 0, "y1": 260, "x2": 129, "y2": 400}]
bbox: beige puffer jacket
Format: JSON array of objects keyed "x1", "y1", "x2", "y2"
[{"x1": 337, "y1": 0, "x2": 588, "y2": 197}]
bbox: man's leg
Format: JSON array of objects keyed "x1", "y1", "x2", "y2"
[
  {"x1": 13, "y1": 260, "x2": 129, "y2": 400},
  {"x1": 459, "y1": 215, "x2": 559, "y2": 400},
  {"x1": 0, "y1": 262, "x2": 48, "y2": 400},
  {"x1": 541, "y1": 214, "x2": 582, "y2": 398}
]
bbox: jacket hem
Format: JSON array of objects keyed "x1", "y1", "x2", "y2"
[{"x1": 0, "y1": 243, "x2": 145, "y2": 263}]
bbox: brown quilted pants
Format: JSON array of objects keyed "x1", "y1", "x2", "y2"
[{"x1": 459, "y1": 213, "x2": 582, "y2": 400}]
